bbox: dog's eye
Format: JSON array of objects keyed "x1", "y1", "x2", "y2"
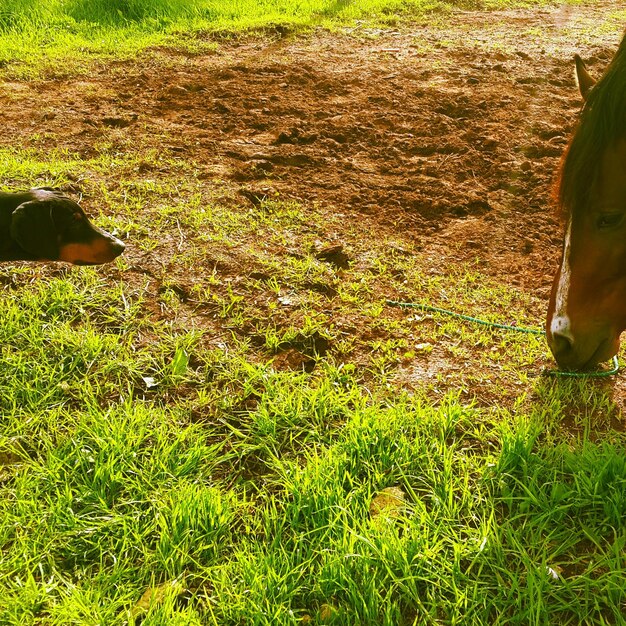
[{"x1": 73, "y1": 212, "x2": 84, "y2": 221}]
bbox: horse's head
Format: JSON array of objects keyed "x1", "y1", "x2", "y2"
[{"x1": 546, "y1": 41, "x2": 626, "y2": 370}]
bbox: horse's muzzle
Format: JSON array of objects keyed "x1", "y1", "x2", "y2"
[{"x1": 548, "y1": 332, "x2": 618, "y2": 371}]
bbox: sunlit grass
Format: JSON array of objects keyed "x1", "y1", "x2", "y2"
[
  {"x1": 0, "y1": 0, "x2": 557, "y2": 76},
  {"x1": 2, "y1": 3, "x2": 626, "y2": 623},
  {"x1": 3, "y1": 330, "x2": 626, "y2": 623}
]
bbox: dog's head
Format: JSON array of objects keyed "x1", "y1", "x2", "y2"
[{"x1": 10, "y1": 190, "x2": 125, "y2": 265}]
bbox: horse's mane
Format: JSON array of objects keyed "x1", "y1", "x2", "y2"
[{"x1": 558, "y1": 32, "x2": 626, "y2": 215}]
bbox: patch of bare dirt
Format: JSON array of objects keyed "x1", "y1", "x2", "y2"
[{"x1": 1, "y1": 0, "x2": 626, "y2": 414}]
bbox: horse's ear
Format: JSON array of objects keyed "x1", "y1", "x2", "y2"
[{"x1": 575, "y1": 54, "x2": 595, "y2": 101}]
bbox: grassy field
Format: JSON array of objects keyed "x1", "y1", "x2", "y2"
[
  {"x1": 3, "y1": 259, "x2": 626, "y2": 624},
  {"x1": 2, "y1": 0, "x2": 626, "y2": 625},
  {"x1": 0, "y1": 0, "x2": 552, "y2": 75},
  {"x1": 3, "y1": 263, "x2": 626, "y2": 625}
]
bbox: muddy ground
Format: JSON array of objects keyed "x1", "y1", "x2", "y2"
[{"x1": 1, "y1": 0, "x2": 625, "y2": 411}]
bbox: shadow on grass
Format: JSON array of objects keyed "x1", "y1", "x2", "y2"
[
  {"x1": 530, "y1": 371, "x2": 625, "y2": 444},
  {"x1": 319, "y1": 0, "x2": 354, "y2": 18}
]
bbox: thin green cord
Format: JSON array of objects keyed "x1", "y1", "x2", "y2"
[{"x1": 386, "y1": 300, "x2": 620, "y2": 378}]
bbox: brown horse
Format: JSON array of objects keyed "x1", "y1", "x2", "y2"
[{"x1": 546, "y1": 34, "x2": 626, "y2": 370}]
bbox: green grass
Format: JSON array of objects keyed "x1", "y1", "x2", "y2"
[
  {"x1": 2, "y1": 0, "x2": 626, "y2": 623},
  {"x1": 0, "y1": 0, "x2": 552, "y2": 75},
  {"x1": 2, "y1": 306, "x2": 626, "y2": 624}
]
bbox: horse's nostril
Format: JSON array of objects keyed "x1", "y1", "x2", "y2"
[{"x1": 551, "y1": 332, "x2": 574, "y2": 358}]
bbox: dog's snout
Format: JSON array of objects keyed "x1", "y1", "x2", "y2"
[{"x1": 110, "y1": 237, "x2": 125, "y2": 255}]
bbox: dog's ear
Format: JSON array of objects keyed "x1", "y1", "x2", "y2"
[
  {"x1": 47, "y1": 198, "x2": 84, "y2": 230},
  {"x1": 10, "y1": 200, "x2": 59, "y2": 260}
]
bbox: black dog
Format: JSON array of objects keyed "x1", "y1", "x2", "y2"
[{"x1": 0, "y1": 188, "x2": 125, "y2": 265}]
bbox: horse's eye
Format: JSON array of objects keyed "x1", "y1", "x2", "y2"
[{"x1": 597, "y1": 213, "x2": 624, "y2": 229}]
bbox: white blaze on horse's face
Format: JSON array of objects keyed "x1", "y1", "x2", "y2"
[{"x1": 550, "y1": 219, "x2": 574, "y2": 342}]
